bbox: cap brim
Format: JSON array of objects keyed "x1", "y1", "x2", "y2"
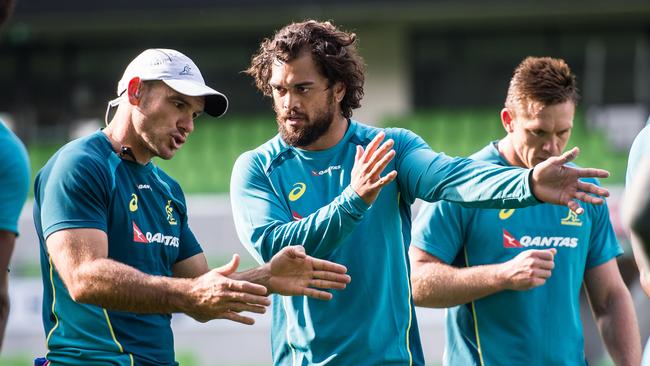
[{"x1": 162, "y1": 79, "x2": 229, "y2": 118}]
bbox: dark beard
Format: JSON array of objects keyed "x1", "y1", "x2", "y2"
[{"x1": 276, "y1": 91, "x2": 335, "y2": 147}]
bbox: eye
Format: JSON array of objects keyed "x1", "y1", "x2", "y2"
[
  {"x1": 530, "y1": 129, "x2": 545, "y2": 137},
  {"x1": 296, "y1": 86, "x2": 310, "y2": 94},
  {"x1": 271, "y1": 85, "x2": 286, "y2": 94}
]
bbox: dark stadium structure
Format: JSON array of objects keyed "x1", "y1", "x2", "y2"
[{"x1": 2, "y1": 0, "x2": 650, "y2": 143}]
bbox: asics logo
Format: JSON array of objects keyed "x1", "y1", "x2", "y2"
[
  {"x1": 129, "y1": 194, "x2": 138, "y2": 212},
  {"x1": 288, "y1": 182, "x2": 307, "y2": 201},
  {"x1": 499, "y1": 209, "x2": 515, "y2": 220}
]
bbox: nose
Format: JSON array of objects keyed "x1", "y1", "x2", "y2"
[
  {"x1": 542, "y1": 136, "x2": 558, "y2": 154},
  {"x1": 179, "y1": 114, "x2": 194, "y2": 135},
  {"x1": 282, "y1": 90, "x2": 299, "y2": 111}
]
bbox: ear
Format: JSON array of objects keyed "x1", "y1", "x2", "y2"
[
  {"x1": 127, "y1": 77, "x2": 142, "y2": 105},
  {"x1": 333, "y1": 81, "x2": 346, "y2": 103},
  {"x1": 500, "y1": 107, "x2": 515, "y2": 133}
]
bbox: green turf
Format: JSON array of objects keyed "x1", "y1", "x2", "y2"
[{"x1": 26, "y1": 111, "x2": 628, "y2": 195}]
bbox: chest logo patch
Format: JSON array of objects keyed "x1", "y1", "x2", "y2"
[
  {"x1": 288, "y1": 182, "x2": 307, "y2": 201},
  {"x1": 499, "y1": 208, "x2": 515, "y2": 220},
  {"x1": 503, "y1": 228, "x2": 579, "y2": 249},
  {"x1": 561, "y1": 209, "x2": 582, "y2": 226},
  {"x1": 503, "y1": 229, "x2": 523, "y2": 248},
  {"x1": 133, "y1": 221, "x2": 148, "y2": 243},
  {"x1": 166, "y1": 200, "x2": 177, "y2": 225},
  {"x1": 129, "y1": 193, "x2": 138, "y2": 212}
]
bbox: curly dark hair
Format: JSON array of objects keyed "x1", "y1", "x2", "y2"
[
  {"x1": 245, "y1": 20, "x2": 365, "y2": 119},
  {"x1": 505, "y1": 56, "x2": 579, "y2": 118}
]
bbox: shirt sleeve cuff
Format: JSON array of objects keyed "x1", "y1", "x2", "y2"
[
  {"x1": 527, "y1": 168, "x2": 544, "y2": 203},
  {"x1": 339, "y1": 185, "x2": 371, "y2": 219}
]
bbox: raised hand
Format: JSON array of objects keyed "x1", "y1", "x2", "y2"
[
  {"x1": 266, "y1": 245, "x2": 351, "y2": 300},
  {"x1": 351, "y1": 131, "x2": 398, "y2": 205},
  {"x1": 531, "y1": 147, "x2": 610, "y2": 214},
  {"x1": 187, "y1": 254, "x2": 270, "y2": 324},
  {"x1": 499, "y1": 249, "x2": 556, "y2": 291}
]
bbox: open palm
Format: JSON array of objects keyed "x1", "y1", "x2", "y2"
[{"x1": 267, "y1": 246, "x2": 351, "y2": 300}]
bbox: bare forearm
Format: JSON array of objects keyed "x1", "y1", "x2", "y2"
[
  {"x1": 630, "y1": 233, "x2": 650, "y2": 296},
  {"x1": 70, "y1": 258, "x2": 193, "y2": 314},
  {"x1": 230, "y1": 264, "x2": 271, "y2": 290},
  {"x1": 411, "y1": 262, "x2": 505, "y2": 308},
  {"x1": 593, "y1": 289, "x2": 641, "y2": 366},
  {"x1": 0, "y1": 232, "x2": 16, "y2": 351},
  {"x1": 0, "y1": 275, "x2": 8, "y2": 351}
]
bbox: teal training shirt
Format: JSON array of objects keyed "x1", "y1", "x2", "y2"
[
  {"x1": 0, "y1": 121, "x2": 30, "y2": 235},
  {"x1": 33, "y1": 131, "x2": 202, "y2": 366},
  {"x1": 231, "y1": 120, "x2": 542, "y2": 366},
  {"x1": 412, "y1": 142, "x2": 622, "y2": 366}
]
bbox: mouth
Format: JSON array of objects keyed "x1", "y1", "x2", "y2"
[
  {"x1": 171, "y1": 134, "x2": 186, "y2": 149},
  {"x1": 283, "y1": 114, "x2": 307, "y2": 126}
]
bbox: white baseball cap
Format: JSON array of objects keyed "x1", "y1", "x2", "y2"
[{"x1": 115, "y1": 48, "x2": 228, "y2": 117}]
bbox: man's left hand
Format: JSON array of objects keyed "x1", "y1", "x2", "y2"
[{"x1": 531, "y1": 147, "x2": 610, "y2": 214}]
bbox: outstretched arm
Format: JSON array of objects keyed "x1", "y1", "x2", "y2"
[
  {"x1": 410, "y1": 246, "x2": 556, "y2": 307},
  {"x1": 48, "y1": 228, "x2": 271, "y2": 324},
  {"x1": 584, "y1": 259, "x2": 641, "y2": 366},
  {"x1": 231, "y1": 246, "x2": 351, "y2": 300},
  {"x1": 175, "y1": 245, "x2": 351, "y2": 301},
  {"x1": 396, "y1": 131, "x2": 608, "y2": 212}
]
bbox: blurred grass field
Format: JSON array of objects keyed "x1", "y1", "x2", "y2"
[{"x1": 26, "y1": 111, "x2": 627, "y2": 195}]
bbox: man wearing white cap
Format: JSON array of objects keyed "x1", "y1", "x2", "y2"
[{"x1": 32, "y1": 48, "x2": 351, "y2": 366}]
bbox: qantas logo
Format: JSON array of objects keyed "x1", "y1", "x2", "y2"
[
  {"x1": 132, "y1": 221, "x2": 179, "y2": 247},
  {"x1": 311, "y1": 165, "x2": 341, "y2": 176},
  {"x1": 503, "y1": 229, "x2": 578, "y2": 248},
  {"x1": 133, "y1": 222, "x2": 148, "y2": 243},
  {"x1": 503, "y1": 229, "x2": 522, "y2": 247}
]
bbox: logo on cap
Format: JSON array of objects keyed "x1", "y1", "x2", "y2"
[{"x1": 179, "y1": 65, "x2": 193, "y2": 76}]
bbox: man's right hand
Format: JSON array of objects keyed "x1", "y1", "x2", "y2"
[
  {"x1": 186, "y1": 255, "x2": 270, "y2": 324},
  {"x1": 499, "y1": 249, "x2": 556, "y2": 291},
  {"x1": 351, "y1": 131, "x2": 398, "y2": 205}
]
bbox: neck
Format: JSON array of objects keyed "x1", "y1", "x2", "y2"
[
  {"x1": 103, "y1": 112, "x2": 151, "y2": 165},
  {"x1": 300, "y1": 115, "x2": 349, "y2": 151},
  {"x1": 496, "y1": 136, "x2": 525, "y2": 168}
]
